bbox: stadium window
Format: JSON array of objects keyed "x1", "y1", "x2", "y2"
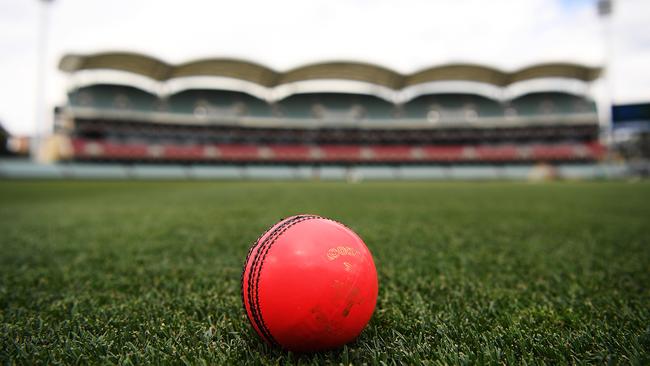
[
  {"x1": 234, "y1": 102, "x2": 247, "y2": 116},
  {"x1": 194, "y1": 105, "x2": 208, "y2": 120},
  {"x1": 77, "y1": 91, "x2": 93, "y2": 106},
  {"x1": 312, "y1": 104, "x2": 325, "y2": 119},
  {"x1": 541, "y1": 100, "x2": 555, "y2": 114},
  {"x1": 156, "y1": 99, "x2": 169, "y2": 112},
  {"x1": 465, "y1": 109, "x2": 478, "y2": 122},
  {"x1": 351, "y1": 104, "x2": 365, "y2": 120},
  {"x1": 505, "y1": 107, "x2": 518, "y2": 119},
  {"x1": 271, "y1": 104, "x2": 284, "y2": 117},
  {"x1": 574, "y1": 100, "x2": 588, "y2": 112},
  {"x1": 392, "y1": 106, "x2": 403, "y2": 118},
  {"x1": 113, "y1": 94, "x2": 130, "y2": 109},
  {"x1": 427, "y1": 109, "x2": 440, "y2": 123}
]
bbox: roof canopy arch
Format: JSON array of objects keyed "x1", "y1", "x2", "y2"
[
  {"x1": 509, "y1": 63, "x2": 601, "y2": 84},
  {"x1": 60, "y1": 52, "x2": 172, "y2": 81},
  {"x1": 278, "y1": 61, "x2": 403, "y2": 89},
  {"x1": 59, "y1": 52, "x2": 601, "y2": 92},
  {"x1": 171, "y1": 59, "x2": 278, "y2": 87},
  {"x1": 406, "y1": 64, "x2": 508, "y2": 87}
]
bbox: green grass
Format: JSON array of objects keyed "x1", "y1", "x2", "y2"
[{"x1": 1, "y1": 181, "x2": 649, "y2": 365}]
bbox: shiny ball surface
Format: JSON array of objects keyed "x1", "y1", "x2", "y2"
[{"x1": 241, "y1": 215, "x2": 378, "y2": 352}]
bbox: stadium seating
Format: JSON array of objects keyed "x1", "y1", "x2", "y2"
[
  {"x1": 162, "y1": 145, "x2": 205, "y2": 160},
  {"x1": 167, "y1": 89, "x2": 271, "y2": 117},
  {"x1": 70, "y1": 117, "x2": 600, "y2": 146},
  {"x1": 420, "y1": 146, "x2": 465, "y2": 161},
  {"x1": 276, "y1": 93, "x2": 395, "y2": 120},
  {"x1": 402, "y1": 94, "x2": 504, "y2": 120},
  {"x1": 474, "y1": 145, "x2": 519, "y2": 161},
  {"x1": 69, "y1": 138, "x2": 604, "y2": 163},
  {"x1": 63, "y1": 83, "x2": 603, "y2": 165},
  {"x1": 370, "y1": 146, "x2": 413, "y2": 161},
  {"x1": 68, "y1": 84, "x2": 158, "y2": 112},
  {"x1": 511, "y1": 92, "x2": 597, "y2": 116},
  {"x1": 267, "y1": 145, "x2": 312, "y2": 161}
]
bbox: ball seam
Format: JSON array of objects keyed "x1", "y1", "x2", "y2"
[
  {"x1": 242, "y1": 215, "x2": 321, "y2": 347},
  {"x1": 251, "y1": 216, "x2": 321, "y2": 346},
  {"x1": 243, "y1": 215, "x2": 306, "y2": 346}
]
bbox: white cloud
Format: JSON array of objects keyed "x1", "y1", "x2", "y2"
[
  {"x1": 0, "y1": 0, "x2": 648, "y2": 135},
  {"x1": 609, "y1": 0, "x2": 650, "y2": 104}
]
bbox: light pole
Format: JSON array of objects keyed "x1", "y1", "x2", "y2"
[
  {"x1": 597, "y1": 0, "x2": 614, "y2": 150},
  {"x1": 33, "y1": 0, "x2": 54, "y2": 161}
]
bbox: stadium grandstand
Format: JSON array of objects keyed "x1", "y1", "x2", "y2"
[{"x1": 52, "y1": 52, "x2": 604, "y2": 165}]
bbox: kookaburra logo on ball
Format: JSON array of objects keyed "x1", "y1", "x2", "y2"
[{"x1": 326, "y1": 246, "x2": 360, "y2": 261}]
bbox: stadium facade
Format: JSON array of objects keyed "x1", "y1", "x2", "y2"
[{"x1": 52, "y1": 52, "x2": 604, "y2": 166}]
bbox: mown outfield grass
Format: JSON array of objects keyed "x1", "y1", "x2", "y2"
[{"x1": 1, "y1": 181, "x2": 649, "y2": 365}]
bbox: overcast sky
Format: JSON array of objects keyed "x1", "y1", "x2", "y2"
[{"x1": 0, "y1": 0, "x2": 648, "y2": 135}]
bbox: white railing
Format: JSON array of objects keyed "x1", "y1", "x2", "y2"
[{"x1": 63, "y1": 106, "x2": 598, "y2": 130}]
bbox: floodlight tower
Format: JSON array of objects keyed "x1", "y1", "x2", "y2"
[
  {"x1": 597, "y1": 0, "x2": 614, "y2": 148},
  {"x1": 32, "y1": 0, "x2": 54, "y2": 161}
]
